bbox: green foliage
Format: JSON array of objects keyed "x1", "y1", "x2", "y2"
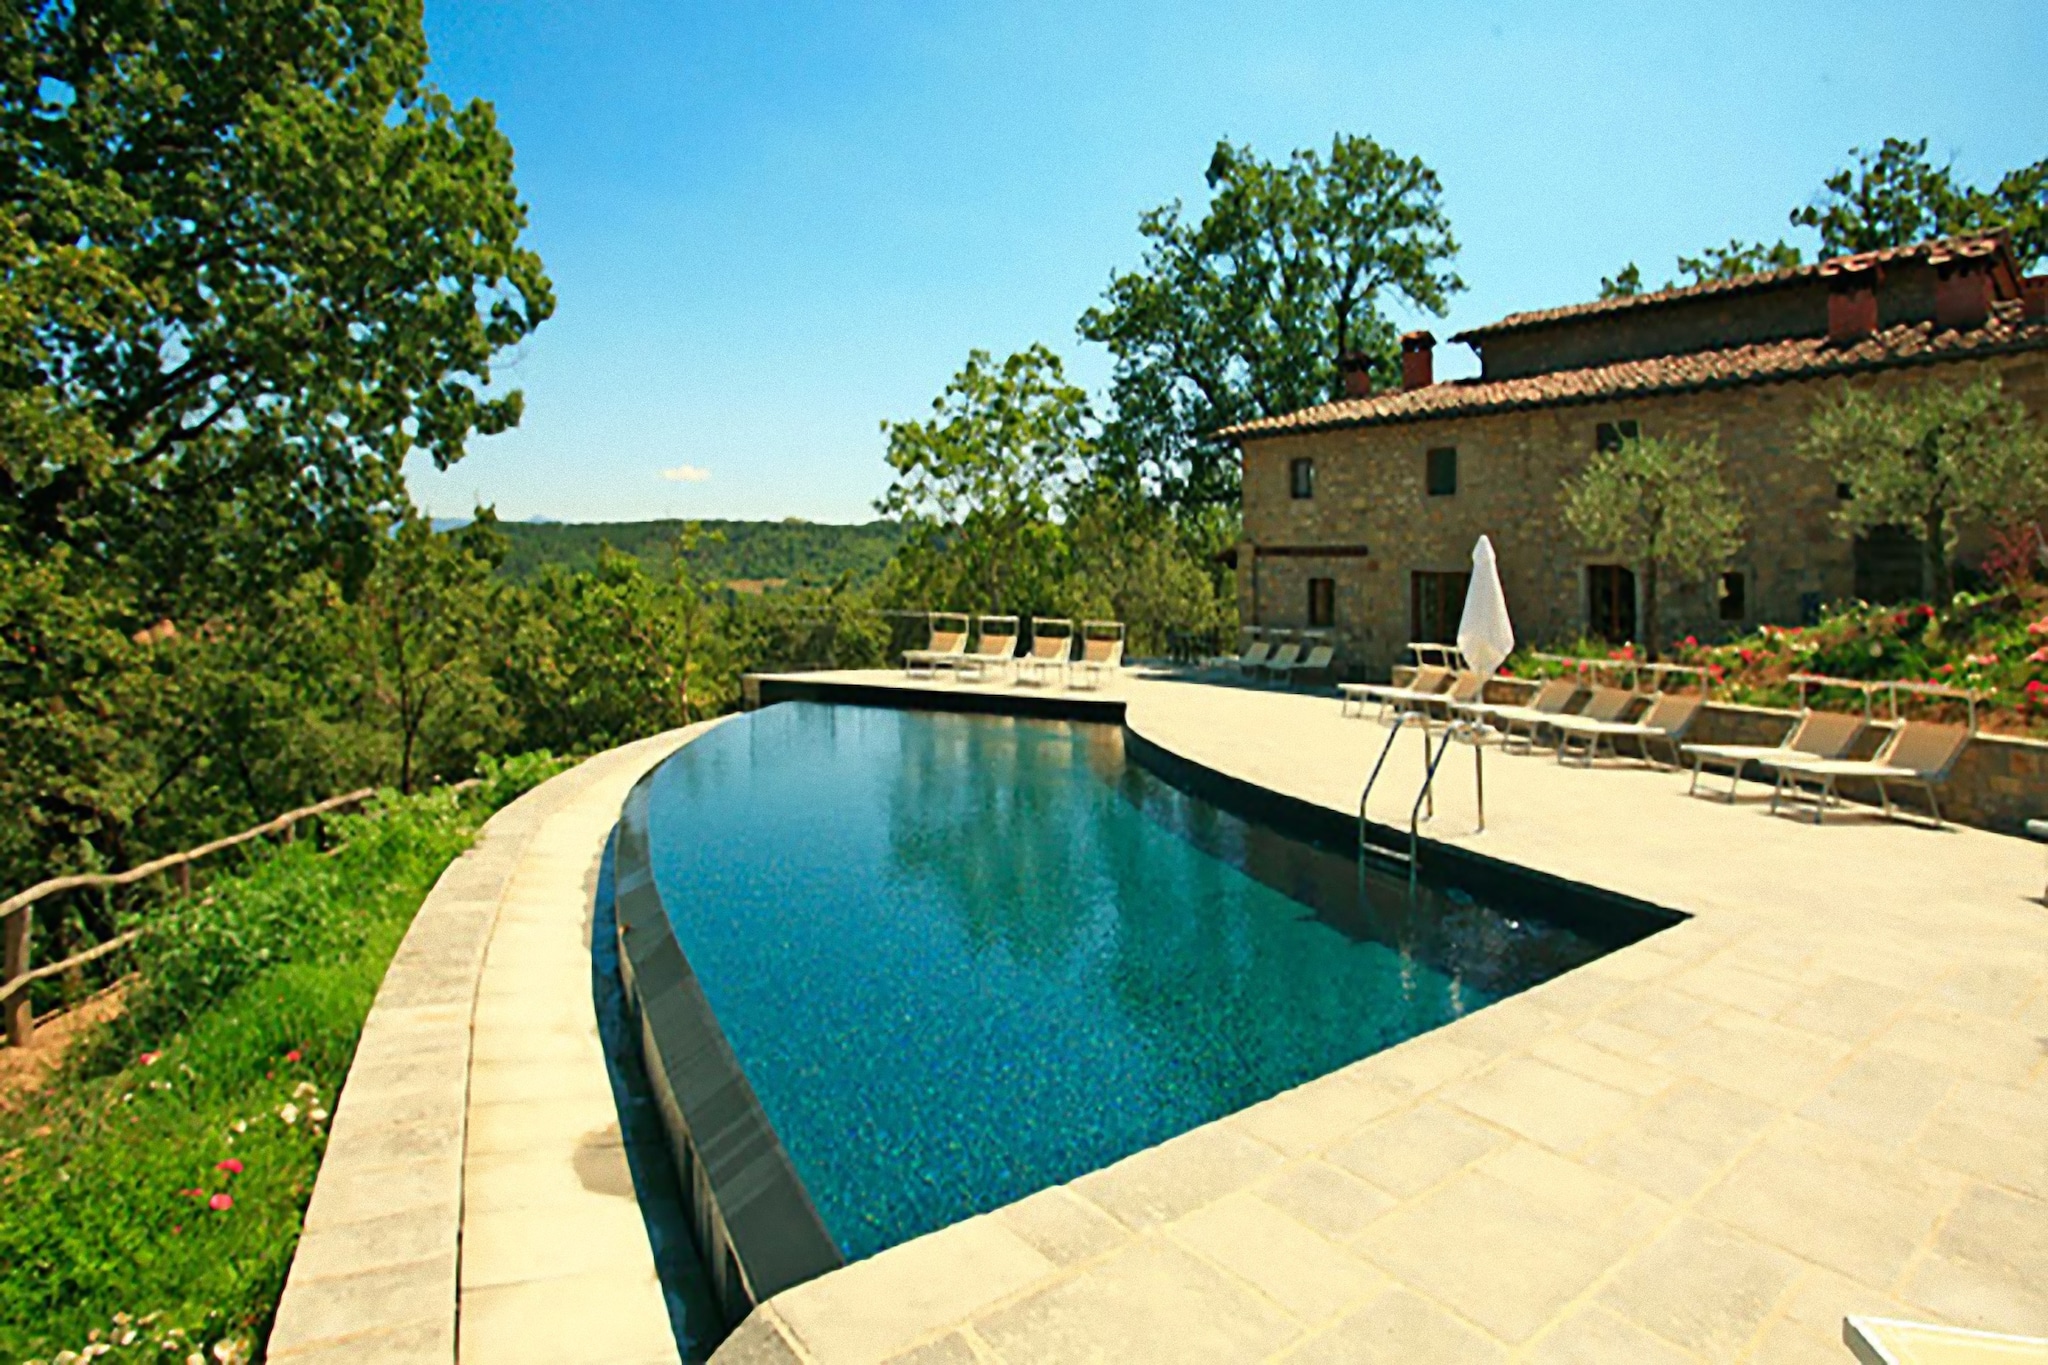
[
  {"x1": 1675, "y1": 238, "x2": 1804, "y2": 284},
  {"x1": 486, "y1": 518, "x2": 905, "y2": 586},
  {"x1": 1791, "y1": 137, "x2": 2048, "y2": 268},
  {"x1": 879, "y1": 346, "x2": 1093, "y2": 616},
  {"x1": 1078, "y1": 134, "x2": 1461, "y2": 513},
  {"x1": 1800, "y1": 375, "x2": 2048, "y2": 603},
  {"x1": 1598, "y1": 263, "x2": 1644, "y2": 299},
  {"x1": 1, "y1": 0, "x2": 552, "y2": 614},
  {"x1": 0, "y1": 779, "x2": 558, "y2": 1361},
  {"x1": 1561, "y1": 432, "x2": 1746, "y2": 660}
]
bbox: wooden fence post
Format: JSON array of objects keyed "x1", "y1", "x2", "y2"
[{"x1": 4, "y1": 909, "x2": 31, "y2": 1047}]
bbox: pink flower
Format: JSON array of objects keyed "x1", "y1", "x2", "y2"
[
  {"x1": 1681, "y1": 635, "x2": 1698, "y2": 649},
  {"x1": 2029, "y1": 647, "x2": 2048, "y2": 665},
  {"x1": 1937, "y1": 663, "x2": 1954, "y2": 674},
  {"x1": 139, "y1": 1052, "x2": 161, "y2": 1067},
  {"x1": 179, "y1": 1188, "x2": 204, "y2": 1199},
  {"x1": 209, "y1": 1193, "x2": 233, "y2": 1212},
  {"x1": 2029, "y1": 617, "x2": 2048, "y2": 637},
  {"x1": 283, "y1": 1050, "x2": 302, "y2": 1064},
  {"x1": 216, "y1": 1159, "x2": 243, "y2": 1176}
]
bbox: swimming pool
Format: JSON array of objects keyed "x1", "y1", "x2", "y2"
[{"x1": 620, "y1": 701, "x2": 1657, "y2": 1294}]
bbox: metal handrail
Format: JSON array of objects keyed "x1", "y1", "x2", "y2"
[{"x1": 1359, "y1": 714, "x2": 1489, "y2": 888}]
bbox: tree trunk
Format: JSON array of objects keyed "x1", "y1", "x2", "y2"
[
  {"x1": 1642, "y1": 559, "x2": 1660, "y2": 663},
  {"x1": 1922, "y1": 508, "x2": 1951, "y2": 604}
]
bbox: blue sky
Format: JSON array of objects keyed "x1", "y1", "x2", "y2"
[{"x1": 404, "y1": 1, "x2": 2047, "y2": 525}]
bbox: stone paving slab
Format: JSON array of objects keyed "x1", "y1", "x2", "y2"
[
  {"x1": 715, "y1": 673, "x2": 2047, "y2": 1364},
  {"x1": 268, "y1": 726, "x2": 713, "y2": 1364}
]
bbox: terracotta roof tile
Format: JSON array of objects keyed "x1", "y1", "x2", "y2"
[
  {"x1": 1219, "y1": 301, "x2": 2048, "y2": 441},
  {"x1": 1447, "y1": 233, "x2": 2013, "y2": 342}
]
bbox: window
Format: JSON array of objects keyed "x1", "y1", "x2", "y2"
[
  {"x1": 1718, "y1": 571, "x2": 1746, "y2": 621},
  {"x1": 1586, "y1": 564, "x2": 1636, "y2": 643},
  {"x1": 1308, "y1": 577, "x2": 1336, "y2": 627},
  {"x1": 1289, "y1": 457, "x2": 1315, "y2": 499},
  {"x1": 1426, "y1": 447, "x2": 1458, "y2": 496},
  {"x1": 1594, "y1": 419, "x2": 1640, "y2": 452},
  {"x1": 1410, "y1": 571, "x2": 1469, "y2": 645}
]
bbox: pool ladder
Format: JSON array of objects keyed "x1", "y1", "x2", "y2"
[{"x1": 1357, "y1": 713, "x2": 1488, "y2": 891}]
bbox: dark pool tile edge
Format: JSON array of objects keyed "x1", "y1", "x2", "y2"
[{"x1": 614, "y1": 765, "x2": 846, "y2": 1332}]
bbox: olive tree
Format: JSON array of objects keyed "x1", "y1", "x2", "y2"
[
  {"x1": 1799, "y1": 375, "x2": 2048, "y2": 604},
  {"x1": 1561, "y1": 433, "x2": 1746, "y2": 660}
]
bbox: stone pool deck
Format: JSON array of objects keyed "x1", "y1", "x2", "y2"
[
  {"x1": 269, "y1": 724, "x2": 719, "y2": 1365},
  {"x1": 716, "y1": 671, "x2": 2047, "y2": 1364}
]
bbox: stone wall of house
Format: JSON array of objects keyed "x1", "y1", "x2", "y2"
[
  {"x1": 1430, "y1": 674, "x2": 2047, "y2": 835},
  {"x1": 1241, "y1": 350, "x2": 2048, "y2": 680}
]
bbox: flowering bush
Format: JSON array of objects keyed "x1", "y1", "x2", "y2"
[{"x1": 1512, "y1": 585, "x2": 2048, "y2": 735}]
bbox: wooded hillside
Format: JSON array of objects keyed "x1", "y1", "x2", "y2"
[{"x1": 485, "y1": 519, "x2": 905, "y2": 586}]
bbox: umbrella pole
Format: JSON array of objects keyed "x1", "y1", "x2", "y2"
[{"x1": 1474, "y1": 739, "x2": 1485, "y2": 832}]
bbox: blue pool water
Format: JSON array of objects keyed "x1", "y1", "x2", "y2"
[{"x1": 643, "y1": 703, "x2": 1612, "y2": 1261}]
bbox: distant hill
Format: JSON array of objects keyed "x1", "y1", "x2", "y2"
[{"x1": 482, "y1": 518, "x2": 905, "y2": 587}]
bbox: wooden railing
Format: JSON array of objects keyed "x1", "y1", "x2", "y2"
[{"x1": 1, "y1": 788, "x2": 377, "y2": 1047}]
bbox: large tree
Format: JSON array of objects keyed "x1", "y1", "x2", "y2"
[
  {"x1": 1078, "y1": 135, "x2": 1461, "y2": 514},
  {"x1": 0, "y1": 0, "x2": 552, "y2": 611},
  {"x1": 1601, "y1": 138, "x2": 2048, "y2": 298},
  {"x1": 1799, "y1": 375, "x2": 2048, "y2": 604},
  {"x1": 1561, "y1": 433, "x2": 1746, "y2": 660},
  {"x1": 877, "y1": 345, "x2": 1091, "y2": 615},
  {"x1": 1791, "y1": 137, "x2": 2047, "y2": 268}
]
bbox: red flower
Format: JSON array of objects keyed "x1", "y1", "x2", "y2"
[
  {"x1": 1936, "y1": 663, "x2": 1955, "y2": 674},
  {"x1": 216, "y1": 1158, "x2": 243, "y2": 1175},
  {"x1": 1739, "y1": 649, "x2": 1757, "y2": 666},
  {"x1": 139, "y1": 1052, "x2": 161, "y2": 1067},
  {"x1": 1920, "y1": 604, "x2": 1936, "y2": 618},
  {"x1": 1682, "y1": 635, "x2": 1698, "y2": 649},
  {"x1": 2029, "y1": 647, "x2": 2048, "y2": 665},
  {"x1": 284, "y1": 1050, "x2": 302, "y2": 1064},
  {"x1": 179, "y1": 1188, "x2": 204, "y2": 1199},
  {"x1": 209, "y1": 1193, "x2": 233, "y2": 1212}
]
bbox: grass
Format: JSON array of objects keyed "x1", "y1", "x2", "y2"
[
  {"x1": 0, "y1": 753, "x2": 567, "y2": 1363},
  {"x1": 1513, "y1": 584, "x2": 2048, "y2": 736}
]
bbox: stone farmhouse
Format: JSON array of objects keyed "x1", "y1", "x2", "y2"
[{"x1": 1219, "y1": 233, "x2": 2048, "y2": 679}]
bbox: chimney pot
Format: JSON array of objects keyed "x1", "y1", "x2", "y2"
[
  {"x1": 1400, "y1": 330, "x2": 1436, "y2": 391},
  {"x1": 1935, "y1": 260, "x2": 1992, "y2": 330},
  {"x1": 1338, "y1": 352, "x2": 1375, "y2": 399},
  {"x1": 1826, "y1": 263, "x2": 1880, "y2": 344},
  {"x1": 2023, "y1": 275, "x2": 2048, "y2": 320}
]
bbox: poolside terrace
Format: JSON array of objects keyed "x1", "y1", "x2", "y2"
[{"x1": 718, "y1": 667, "x2": 2047, "y2": 1364}]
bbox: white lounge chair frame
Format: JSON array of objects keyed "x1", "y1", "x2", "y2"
[
  {"x1": 1682, "y1": 709, "x2": 1867, "y2": 803},
  {"x1": 1762, "y1": 720, "x2": 1973, "y2": 827},
  {"x1": 1069, "y1": 620, "x2": 1125, "y2": 690},
  {"x1": 1550, "y1": 692, "x2": 1705, "y2": 769},
  {"x1": 1341, "y1": 665, "x2": 1453, "y2": 721},
  {"x1": 902, "y1": 612, "x2": 971, "y2": 679},
  {"x1": 1015, "y1": 617, "x2": 1074, "y2": 687},
  {"x1": 1272, "y1": 634, "x2": 1336, "y2": 688},
  {"x1": 957, "y1": 615, "x2": 1021, "y2": 683}
]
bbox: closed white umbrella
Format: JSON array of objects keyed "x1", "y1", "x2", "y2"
[
  {"x1": 1452, "y1": 534, "x2": 1513, "y2": 834},
  {"x1": 1457, "y1": 535, "x2": 1515, "y2": 679}
]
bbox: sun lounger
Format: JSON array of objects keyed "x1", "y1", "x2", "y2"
[
  {"x1": 1681, "y1": 709, "x2": 1866, "y2": 803},
  {"x1": 957, "y1": 615, "x2": 1020, "y2": 683},
  {"x1": 1259, "y1": 640, "x2": 1302, "y2": 681},
  {"x1": 1015, "y1": 618, "x2": 1073, "y2": 687},
  {"x1": 1069, "y1": 621, "x2": 1125, "y2": 690},
  {"x1": 1339, "y1": 666, "x2": 1452, "y2": 719},
  {"x1": 1761, "y1": 720, "x2": 1973, "y2": 826},
  {"x1": 1549, "y1": 692, "x2": 1705, "y2": 768},
  {"x1": 1415, "y1": 671, "x2": 1488, "y2": 725},
  {"x1": 1456, "y1": 677, "x2": 1581, "y2": 751},
  {"x1": 1272, "y1": 643, "x2": 1336, "y2": 688},
  {"x1": 903, "y1": 615, "x2": 970, "y2": 679},
  {"x1": 1537, "y1": 685, "x2": 1639, "y2": 758},
  {"x1": 1230, "y1": 638, "x2": 1273, "y2": 677}
]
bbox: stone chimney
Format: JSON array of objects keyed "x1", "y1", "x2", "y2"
[
  {"x1": 1338, "y1": 352, "x2": 1375, "y2": 398},
  {"x1": 1401, "y1": 331, "x2": 1436, "y2": 391},
  {"x1": 1824, "y1": 260, "x2": 1880, "y2": 344},
  {"x1": 1935, "y1": 258, "x2": 1992, "y2": 330}
]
